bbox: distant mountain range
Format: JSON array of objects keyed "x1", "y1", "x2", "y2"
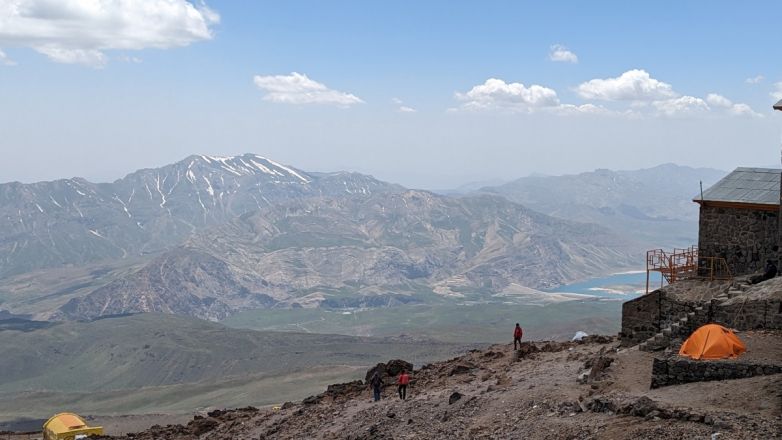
[
  {"x1": 481, "y1": 163, "x2": 726, "y2": 248},
  {"x1": 1, "y1": 155, "x2": 714, "y2": 322},
  {"x1": 52, "y1": 191, "x2": 638, "y2": 320},
  {"x1": 0, "y1": 154, "x2": 400, "y2": 278}
]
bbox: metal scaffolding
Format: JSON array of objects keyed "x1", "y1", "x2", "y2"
[{"x1": 645, "y1": 246, "x2": 732, "y2": 294}]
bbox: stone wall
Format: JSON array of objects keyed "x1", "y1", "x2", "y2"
[
  {"x1": 698, "y1": 205, "x2": 778, "y2": 276},
  {"x1": 710, "y1": 298, "x2": 782, "y2": 330},
  {"x1": 620, "y1": 290, "x2": 707, "y2": 345},
  {"x1": 621, "y1": 285, "x2": 782, "y2": 346},
  {"x1": 651, "y1": 358, "x2": 782, "y2": 388}
]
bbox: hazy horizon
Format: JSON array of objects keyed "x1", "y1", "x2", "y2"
[{"x1": 0, "y1": 152, "x2": 737, "y2": 191}]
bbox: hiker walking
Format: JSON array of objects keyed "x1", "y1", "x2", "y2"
[
  {"x1": 369, "y1": 371, "x2": 384, "y2": 402},
  {"x1": 513, "y1": 323, "x2": 523, "y2": 350},
  {"x1": 397, "y1": 369, "x2": 410, "y2": 400}
]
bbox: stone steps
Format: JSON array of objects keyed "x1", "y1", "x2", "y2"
[{"x1": 639, "y1": 305, "x2": 705, "y2": 352}]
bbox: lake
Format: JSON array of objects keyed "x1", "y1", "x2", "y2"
[{"x1": 545, "y1": 270, "x2": 664, "y2": 299}]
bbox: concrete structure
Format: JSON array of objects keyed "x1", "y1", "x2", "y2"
[{"x1": 694, "y1": 167, "x2": 780, "y2": 276}]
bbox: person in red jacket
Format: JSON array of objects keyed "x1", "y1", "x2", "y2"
[
  {"x1": 513, "y1": 323, "x2": 523, "y2": 350},
  {"x1": 397, "y1": 369, "x2": 410, "y2": 400}
]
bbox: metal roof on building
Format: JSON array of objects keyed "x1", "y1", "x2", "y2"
[
  {"x1": 694, "y1": 167, "x2": 780, "y2": 206},
  {"x1": 775, "y1": 99, "x2": 782, "y2": 110}
]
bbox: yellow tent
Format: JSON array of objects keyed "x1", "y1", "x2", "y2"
[
  {"x1": 43, "y1": 413, "x2": 103, "y2": 440},
  {"x1": 679, "y1": 324, "x2": 746, "y2": 360}
]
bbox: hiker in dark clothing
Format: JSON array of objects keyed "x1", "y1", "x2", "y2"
[
  {"x1": 749, "y1": 260, "x2": 777, "y2": 284},
  {"x1": 513, "y1": 323, "x2": 523, "y2": 350},
  {"x1": 397, "y1": 369, "x2": 410, "y2": 400},
  {"x1": 369, "y1": 371, "x2": 383, "y2": 402}
]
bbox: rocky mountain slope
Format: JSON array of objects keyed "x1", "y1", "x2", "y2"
[
  {"x1": 91, "y1": 334, "x2": 781, "y2": 440},
  {"x1": 482, "y1": 163, "x2": 726, "y2": 247},
  {"x1": 0, "y1": 313, "x2": 468, "y2": 419},
  {"x1": 53, "y1": 190, "x2": 640, "y2": 321},
  {"x1": 0, "y1": 154, "x2": 400, "y2": 278}
]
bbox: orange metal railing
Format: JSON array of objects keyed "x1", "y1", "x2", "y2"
[
  {"x1": 646, "y1": 246, "x2": 733, "y2": 293},
  {"x1": 696, "y1": 256, "x2": 733, "y2": 282},
  {"x1": 644, "y1": 246, "x2": 731, "y2": 294}
]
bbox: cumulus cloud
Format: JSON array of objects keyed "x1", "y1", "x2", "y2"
[
  {"x1": 772, "y1": 82, "x2": 782, "y2": 100},
  {"x1": 548, "y1": 44, "x2": 578, "y2": 63},
  {"x1": 706, "y1": 93, "x2": 763, "y2": 117},
  {"x1": 455, "y1": 78, "x2": 560, "y2": 111},
  {"x1": 652, "y1": 96, "x2": 709, "y2": 117},
  {"x1": 454, "y1": 78, "x2": 620, "y2": 116},
  {"x1": 576, "y1": 69, "x2": 677, "y2": 101},
  {"x1": 728, "y1": 103, "x2": 763, "y2": 117},
  {"x1": 745, "y1": 75, "x2": 764, "y2": 84},
  {"x1": 0, "y1": 0, "x2": 219, "y2": 67},
  {"x1": 705, "y1": 93, "x2": 733, "y2": 108},
  {"x1": 455, "y1": 73, "x2": 761, "y2": 119},
  {"x1": 0, "y1": 48, "x2": 15, "y2": 65},
  {"x1": 253, "y1": 72, "x2": 364, "y2": 107}
]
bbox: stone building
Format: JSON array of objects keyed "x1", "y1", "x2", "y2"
[{"x1": 694, "y1": 167, "x2": 780, "y2": 276}]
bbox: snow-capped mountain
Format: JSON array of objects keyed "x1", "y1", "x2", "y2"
[{"x1": 0, "y1": 154, "x2": 402, "y2": 278}]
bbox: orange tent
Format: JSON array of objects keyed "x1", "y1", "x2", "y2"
[{"x1": 679, "y1": 324, "x2": 746, "y2": 360}]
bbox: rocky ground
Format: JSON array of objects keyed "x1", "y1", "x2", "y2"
[{"x1": 90, "y1": 333, "x2": 781, "y2": 440}]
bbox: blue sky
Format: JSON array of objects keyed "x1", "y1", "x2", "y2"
[{"x1": 0, "y1": 1, "x2": 781, "y2": 188}]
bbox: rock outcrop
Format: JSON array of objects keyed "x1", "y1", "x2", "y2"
[{"x1": 91, "y1": 332, "x2": 782, "y2": 439}]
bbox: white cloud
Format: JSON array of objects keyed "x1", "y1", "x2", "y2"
[
  {"x1": 0, "y1": 48, "x2": 15, "y2": 66},
  {"x1": 253, "y1": 72, "x2": 364, "y2": 107},
  {"x1": 455, "y1": 78, "x2": 560, "y2": 111},
  {"x1": 455, "y1": 74, "x2": 762, "y2": 119},
  {"x1": 728, "y1": 103, "x2": 763, "y2": 118},
  {"x1": 772, "y1": 82, "x2": 782, "y2": 100},
  {"x1": 576, "y1": 69, "x2": 677, "y2": 101},
  {"x1": 0, "y1": 0, "x2": 219, "y2": 67},
  {"x1": 706, "y1": 93, "x2": 763, "y2": 118},
  {"x1": 548, "y1": 44, "x2": 578, "y2": 63},
  {"x1": 35, "y1": 45, "x2": 107, "y2": 67},
  {"x1": 745, "y1": 75, "x2": 764, "y2": 84},
  {"x1": 554, "y1": 103, "x2": 614, "y2": 116},
  {"x1": 391, "y1": 97, "x2": 416, "y2": 112},
  {"x1": 705, "y1": 93, "x2": 732, "y2": 108},
  {"x1": 652, "y1": 96, "x2": 709, "y2": 117}
]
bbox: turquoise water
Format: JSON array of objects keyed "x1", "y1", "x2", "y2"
[{"x1": 546, "y1": 271, "x2": 663, "y2": 299}]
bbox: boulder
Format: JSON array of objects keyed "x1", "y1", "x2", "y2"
[
  {"x1": 188, "y1": 417, "x2": 219, "y2": 435},
  {"x1": 365, "y1": 359, "x2": 414, "y2": 382},
  {"x1": 448, "y1": 363, "x2": 475, "y2": 376}
]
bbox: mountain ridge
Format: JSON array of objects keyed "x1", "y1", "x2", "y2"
[
  {"x1": 51, "y1": 189, "x2": 640, "y2": 321},
  {"x1": 0, "y1": 153, "x2": 402, "y2": 279},
  {"x1": 480, "y1": 163, "x2": 727, "y2": 248}
]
